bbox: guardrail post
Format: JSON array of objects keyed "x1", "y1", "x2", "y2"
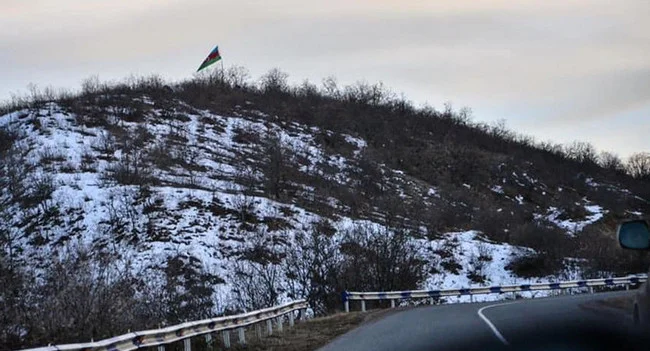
[
  {"x1": 343, "y1": 291, "x2": 350, "y2": 313},
  {"x1": 183, "y1": 338, "x2": 191, "y2": 351},
  {"x1": 589, "y1": 287, "x2": 594, "y2": 294},
  {"x1": 238, "y1": 328, "x2": 246, "y2": 345},
  {"x1": 344, "y1": 300, "x2": 350, "y2": 313},
  {"x1": 361, "y1": 300, "x2": 366, "y2": 312},
  {"x1": 391, "y1": 299, "x2": 395, "y2": 308},
  {"x1": 289, "y1": 311, "x2": 295, "y2": 327},
  {"x1": 222, "y1": 330, "x2": 231, "y2": 348},
  {"x1": 470, "y1": 295, "x2": 474, "y2": 303},
  {"x1": 267, "y1": 319, "x2": 273, "y2": 335},
  {"x1": 256, "y1": 323, "x2": 262, "y2": 340},
  {"x1": 204, "y1": 334, "x2": 212, "y2": 349},
  {"x1": 429, "y1": 298, "x2": 435, "y2": 305},
  {"x1": 277, "y1": 316, "x2": 284, "y2": 332},
  {"x1": 626, "y1": 284, "x2": 630, "y2": 291},
  {"x1": 158, "y1": 346, "x2": 165, "y2": 351}
]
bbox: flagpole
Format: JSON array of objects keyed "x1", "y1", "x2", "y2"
[{"x1": 221, "y1": 59, "x2": 225, "y2": 84}]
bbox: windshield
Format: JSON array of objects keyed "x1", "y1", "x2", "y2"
[{"x1": 1, "y1": 1, "x2": 649, "y2": 351}]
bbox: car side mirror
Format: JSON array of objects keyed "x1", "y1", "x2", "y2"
[{"x1": 618, "y1": 219, "x2": 650, "y2": 250}]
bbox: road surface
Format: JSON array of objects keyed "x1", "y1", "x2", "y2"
[{"x1": 319, "y1": 291, "x2": 635, "y2": 350}]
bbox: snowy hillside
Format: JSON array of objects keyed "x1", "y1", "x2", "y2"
[
  {"x1": 0, "y1": 101, "x2": 536, "y2": 298},
  {"x1": 1, "y1": 75, "x2": 649, "y2": 349}
]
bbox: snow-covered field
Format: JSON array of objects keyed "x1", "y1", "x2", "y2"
[{"x1": 0, "y1": 101, "x2": 617, "y2": 310}]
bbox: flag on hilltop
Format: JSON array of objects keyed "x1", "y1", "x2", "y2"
[{"x1": 197, "y1": 45, "x2": 222, "y2": 72}]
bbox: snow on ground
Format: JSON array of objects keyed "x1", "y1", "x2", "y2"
[
  {"x1": 490, "y1": 185, "x2": 504, "y2": 194},
  {"x1": 409, "y1": 231, "x2": 562, "y2": 304},
  {"x1": 0, "y1": 101, "x2": 601, "y2": 310},
  {"x1": 540, "y1": 202, "x2": 605, "y2": 234}
]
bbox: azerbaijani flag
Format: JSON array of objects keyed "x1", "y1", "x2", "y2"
[{"x1": 197, "y1": 45, "x2": 222, "y2": 72}]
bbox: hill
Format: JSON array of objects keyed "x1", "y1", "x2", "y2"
[{"x1": 1, "y1": 69, "x2": 649, "y2": 348}]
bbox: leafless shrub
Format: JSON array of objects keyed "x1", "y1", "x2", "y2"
[
  {"x1": 147, "y1": 140, "x2": 174, "y2": 169},
  {"x1": 98, "y1": 188, "x2": 143, "y2": 245},
  {"x1": 223, "y1": 65, "x2": 251, "y2": 88},
  {"x1": 0, "y1": 256, "x2": 31, "y2": 349},
  {"x1": 339, "y1": 225, "x2": 425, "y2": 293},
  {"x1": 23, "y1": 243, "x2": 144, "y2": 346},
  {"x1": 564, "y1": 141, "x2": 598, "y2": 165},
  {"x1": 468, "y1": 253, "x2": 487, "y2": 284},
  {"x1": 158, "y1": 254, "x2": 222, "y2": 323},
  {"x1": 321, "y1": 76, "x2": 340, "y2": 98},
  {"x1": 0, "y1": 125, "x2": 21, "y2": 156},
  {"x1": 231, "y1": 259, "x2": 283, "y2": 312},
  {"x1": 598, "y1": 151, "x2": 625, "y2": 172},
  {"x1": 104, "y1": 149, "x2": 153, "y2": 186},
  {"x1": 477, "y1": 243, "x2": 492, "y2": 262},
  {"x1": 259, "y1": 68, "x2": 289, "y2": 94},
  {"x1": 259, "y1": 132, "x2": 291, "y2": 200},
  {"x1": 21, "y1": 174, "x2": 56, "y2": 212},
  {"x1": 232, "y1": 123, "x2": 259, "y2": 145},
  {"x1": 79, "y1": 148, "x2": 97, "y2": 172},
  {"x1": 506, "y1": 221, "x2": 573, "y2": 277},
  {"x1": 354, "y1": 149, "x2": 385, "y2": 196},
  {"x1": 294, "y1": 79, "x2": 320, "y2": 99},
  {"x1": 94, "y1": 131, "x2": 116, "y2": 157},
  {"x1": 284, "y1": 220, "x2": 342, "y2": 315},
  {"x1": 80, "y1": 75, "x2": 104, "y2": 96},
  {"x1": 231, "y1": 193, "x2": 258, "y2": 226},
  {"x1": 577, "y1": 225, "x2": 650, "y2": 277},
  {"x1": 343, "y1": 81, "x2": 395, "y2": 106},
  {"x1": 38, "y1": 146, "x2": 66, "y2": 165}
]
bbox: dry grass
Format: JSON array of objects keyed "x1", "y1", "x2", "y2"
[
  {"x1": 597, "y1": 296, "x2": 635, "y2": 312},
  {"x1": 581, "y1": 294, "x2": 634, "y2": 319},
  {"x1": 225, "y1": 310, "x2": 389, "y2": 351}
]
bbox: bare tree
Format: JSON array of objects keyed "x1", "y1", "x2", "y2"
[
  {"x1": 259, "y1": 68, "x2": 289, "y2": 94},
  {"x1": 0, "y1": 255, "x2": 30, "y2": 350},
  {"x1": 94, "y1": 131, "x2": 116, "y2": 158},
  {"x1": 159, "y1": 254, "x2": 221, "y2": 323},
  {"x1": 260, "y1": 132, "x2": 291, "y2": 200},
  {"x1": 105, "y1": 148, "x2": 152, "y2": 186},
  {"x1": 321, "y1": 76, "x2": 340, "y2": 98},
  {"x1": 284, "y1": 220, "x2": 342, "y2": 315},
  {"x1": 339, "y1": 225, "x2": 425, "y2": 293},
  {"x1": 26, "y1": 243, "x2": 145, "y2": 346},
  {"x1": 626, "y1": 152, "x2": 650, "y2": 180},
  {"x1": 231, "y1": 260, "x2": 282, "y2": 311},
  {"x1": 22, "y1": 174, "x2": 56, "y2": 213},
  {"x1": 224, "y1": 65, "x2": 251, "y2": 89},
  {"x1": 564, "y1": 141, "x2": 598, "y2": 164},
  {"x1": 598, "y1": 151, "x2": 624, "y2": 172}
]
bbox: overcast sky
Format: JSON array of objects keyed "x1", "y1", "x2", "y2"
[{"x1": 2, "y1": 0, "x2": 649, "y2": 156}]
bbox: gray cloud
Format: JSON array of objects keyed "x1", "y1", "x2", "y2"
[{"x1": 1, "y1": 0, "x2": 649, "y2": 155}]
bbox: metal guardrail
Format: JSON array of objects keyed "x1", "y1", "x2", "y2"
[
  {"x1": 343, "y1": 275, "x2": 647, "y2": 312},
  {"x1": 20, "y1": 299, "x2": 309, "y2": 351}
]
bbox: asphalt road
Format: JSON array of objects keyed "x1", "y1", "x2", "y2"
[{"x1": 318, "y1": 291, "x2": 636, "y2": 351}]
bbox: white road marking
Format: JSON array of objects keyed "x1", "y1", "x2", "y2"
[{"x1": 477, "y1": 302, "x2": 516, "y2": 346}]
